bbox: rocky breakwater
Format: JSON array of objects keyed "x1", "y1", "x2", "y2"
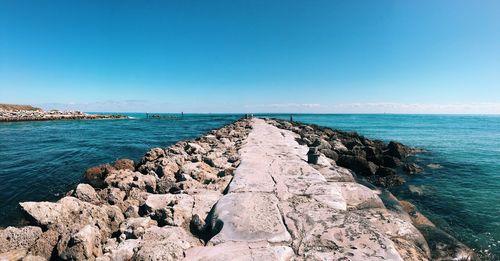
[
  {"x1": 267, "y1": 118, "x2": 475, "y2": 260},
  {"x1": 0, "y1": 108, "x2": 126, "y2": 122},
  {"x1": 0, "y1": 119, "x2": 251, "y2": 260},
  {"x1": 0, "y1": 118, "x2": 475, "y2": 260}
]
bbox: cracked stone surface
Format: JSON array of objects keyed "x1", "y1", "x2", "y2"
[{"x1": 190, "y1": 119, "x2": 430, "y2": 260}]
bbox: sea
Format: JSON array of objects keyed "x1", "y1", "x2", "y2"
[{"x1": 0, "y1": 113, "x2": 498, "y2": 259}]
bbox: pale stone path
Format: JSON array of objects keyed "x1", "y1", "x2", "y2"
[{"x1": 185, "y1": 119, "x2": 429, "y2": 260}]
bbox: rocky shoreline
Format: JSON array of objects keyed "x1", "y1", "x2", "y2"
[
  {"x1": 0, "y1": 118, "x2": 475, "y2": 260},
  {"x1": 0, "y1": 109, "x2": 127, "y2": 122}
]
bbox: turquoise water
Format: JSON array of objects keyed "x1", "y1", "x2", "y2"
[{"x1": 0, "y1": 114, "x2": 498, "y2": 258}]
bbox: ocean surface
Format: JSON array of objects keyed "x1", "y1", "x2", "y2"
[{"x1": 0, "y1": 113, "x2": 499, "y2": 259}]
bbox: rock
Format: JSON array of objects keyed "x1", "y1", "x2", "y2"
[
  {"x1": 365, "y1": 146, "x2": 384, "y2": 164},
  {"x1": 376, "y1": 166, "x2": 396, "y2": 177},
  {"x1": 0, "y1": 250, "x2": 27, "y2": 261},
  {"x1": 0, "y1": 226, "x2": 42, "y2": 253},
  {"x1": 73, "y1": 183, "x2": 101, "y2": 204},
  {"x1": 20, "y1": 196, "x2": 124, "y2": 240},
  {"x1": 179, "y1": 162, "x2": 218, "y2": 184},
  {"x1": 27, "y1": 229, "x2": 59, "y2": 259},
  {"x1": 404, "y1": 163, "x2": 423, "y2": 174},
  {"x1": 85, "y1": 164, "x2": 116, "y2": 188},
  {"x1": 104, "y1": 169, "x2": 156, "y2": 193},
  {"x1": 383, "y1": 155, "x2": 402, "y2": 167},
  {"x1": 114, "y1": 159, "x2": 135, "y2": 171},
  {"x1": 156, "y1": 174, "x2": 177, "y2": 194},
  {"x1": 132, "y1": 226, "x2": 202, "y2": 260},
  {"x1": 142, "y1": 147, "x2": 165, "y2": 162},
  {"x1": 329, "y1": 139, "x2": 348, "y2": 152},
  {"x1": 337, "y1": 155, "x2": 378, "y2": 176},
  {"x1": 185, "y1": 142, "x2": 207, "y2": 155},
  {"x1": 312, "y1": 138, "x2": 332, "y2": 150},
  {"x1": 204, "y1": 155, "x2": 230, "y2": 169},
  {"x1": 319, "y1": 149, "x2": 338, "y2": 161},
  {"x1": 387, "y1": 141, "x2": 411, "y2": 159},
  {"x1": 141, "y1": 194, "x2": 194, "y2": 227},
  {"x1": 370, "y1": 174, "x2": 406, "y2": 187},
  {"x1": 57, "y1": 225, "x2": 102, "y2": 260},
  {"x1": 99, "y1": 187, "x2": 126, "y2": 206},
  {"x1": 417, "y1": 224, "x2": 475, "y2": 260},
  {"x1": 155, "y1": 158, "x2": 179, "y2": 178},
  {"x1": 338, "y1": 183, "x2": 385, "y2": 210},
  {"x1": 399, "y1": 200, "x2": 435, "y2": 227},
  {"x1": 119, "y1": 217, "x2": 157, "y2": 239}
]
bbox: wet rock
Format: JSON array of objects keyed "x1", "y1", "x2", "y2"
[
  {"x1": 85, "y1": 164, "x2": 116, "y2": 188},
  {"x1": 417, "y1": 224, "x2": 475, "y2": 261},
  {"x1": 365, "y1": 146, "x2": 384, "y2": 164},
  {"x1": 370, "y1": 174, "x2": 406, "y2": 187},
  {"x1": 57, "y1": 225, "x2": 102, "y2": 260},
  {"x1": 376, "y1": 166, "x2": 397, "y2": 177},
  {"x1": 114, "y1": 159, "x2": 135, "y2": 171},
  {"x1": 0, "y1": 226, "x2": 42, "y2": 254},
  {"x1": 337, "y1": 155, "x2": 378, "y2": 176},
  {"x1": 399, "y1": 200, "x2": 435, "y2": 227},
  {"x1": 387, "y1": 141, "x2": 411, "y2": 159},
  {"x1": 404, "y1": 163, "x2": 423, "y2": 174},
  {"x1": 383, "y1": 155, "x2": 403, "y2": 167},
  {"x1": 73, "y1": 183, "x2": 101, "y2": 205}
]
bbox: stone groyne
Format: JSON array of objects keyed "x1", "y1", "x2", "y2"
[
  {"x1": 0, "y1": 109, "x2": 126, "y2": 122},
  {"x1": 0, "y1": 118, "x2": 474, "y2": 260}
]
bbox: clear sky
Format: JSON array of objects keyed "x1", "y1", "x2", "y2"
[{"x1": 1, "y1": 0, "x2": 499, "y2": 113}]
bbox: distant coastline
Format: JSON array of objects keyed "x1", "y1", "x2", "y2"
[{"x1": 0, "y1": 104, "x2": 127, "y2": 122}]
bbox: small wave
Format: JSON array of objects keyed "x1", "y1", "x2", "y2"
[{"x1": 427, "y1": 163, "x2": 442, "y2": 169}]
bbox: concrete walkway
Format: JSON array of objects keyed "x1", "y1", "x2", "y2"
[{"x1": 185, "y1": 119, "x2": 427, "y2": 260}]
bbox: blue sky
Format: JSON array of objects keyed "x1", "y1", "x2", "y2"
[{"x1": 1, "y1": 0, "x2": 499, "y2": 113}]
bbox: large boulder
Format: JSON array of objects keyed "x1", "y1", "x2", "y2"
[
  {"x1": 383, "y1": 155, "x2": 402, "y2": 167},
  {"x1": 57, "y1": 225, "x2": 103, "y2": 260},
  {"x1": 27, "y1": 229, "x2": 59, "y2": 260},
  {"x1": 20, "y1": 196, "x2": 124, "y2": 240},
  {"x1": 73, "y1": 183, "x2": 101, "y2": 205},
  {"x1": 0, "y1": 226, "x2": 42, "y2": 254},
  {"x1": 337, "y1": 155, "x2": 378, "y2": 176},
  {"x1": 386, "y1": 141, "x2": 411, "y2": 159}
]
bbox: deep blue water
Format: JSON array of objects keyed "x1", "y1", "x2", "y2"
[{"x1": 0, "y1": 113, "x2": 498, "y2": 258}]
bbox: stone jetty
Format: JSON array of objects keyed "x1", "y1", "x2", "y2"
[
  {"x1": 0, "y1": 118, "x2": 474, "y2": 260},
  {"x1": 0, "y1": 105, "x2": 126, "y2": 122}
]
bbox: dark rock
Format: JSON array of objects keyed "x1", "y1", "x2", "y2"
[
  {"x1": 403, "y1": 163, "x2": 423, "y2": 174},
  {"x1": 351, "y1": 146, "x2": 367, "y2": 159},
  {"x1": 370, "y1": 174, "x2": 405, "y2": 187},
  {"x1": 383, "y1": 155, "x2": 402, "y2": 168},
  {"x1": 344, "y1": 139, "x2": 363, "y2": 150},
  {"x1": 84, "y1": 164, "x2": 116, "y2": 188},
  {"x1": 337, "y1": 155, "x2": 378, "y2": 176},
  {"x1": 114, "y1": 159, "x2": 135, "y2": 171},
  {"x1": 365, "y1": 146, "x2": 383, "y2": 165},
  {"x1": 375, "y1": 167, "x2": 396, "y2": 177},
  {"x1": 416, "y1": 224, "x2": 475, "y2": 260},
  {"x1": 320, "y1": 149, "x2": 339, "y2": 161},
  {"x1": 386, "y1": 141, "x2": 411, "y2": 159}
]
